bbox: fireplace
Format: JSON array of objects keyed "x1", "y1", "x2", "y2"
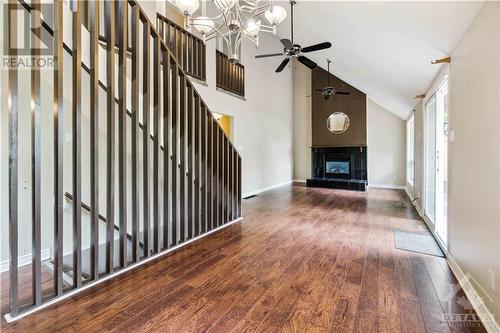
[
  {"x1": 307, "y1": 146, "x2": 367, "y2": 191},
  {"x1": 325, "y1": 160, "x2": 350, "y2": 178}
]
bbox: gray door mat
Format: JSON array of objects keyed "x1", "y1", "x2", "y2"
[{"x1": 394, "y1": 229, "x2": 445, "y2": 257}]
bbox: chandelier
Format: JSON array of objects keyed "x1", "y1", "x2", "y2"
[{"x1": 174, "y1": 0, "x2": 288, "y2": 63}]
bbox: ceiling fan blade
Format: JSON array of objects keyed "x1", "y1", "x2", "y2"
[
  {"x1": 280, "y1": 39, "x2": 293, "y2": 50},
  {"x1": 301, "y1": 42, "x2": 332, "y2": 53},
  {"x1": 275, "y1": 58, "x2": 290, "y2": 73},
  {"x1": 255, "y1": 53, "x2": 283, "y2": 58},
  {"x1": 335, "y1": 91, "x2": 351, "y2": 95},
  {"x1": 298, "y1": 56, "x2": 317, "y2": 69},
  {"x1": 324, "y1": 94, "x2": 331, "y2": 100}
]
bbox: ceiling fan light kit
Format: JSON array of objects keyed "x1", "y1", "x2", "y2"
[
  {"x1": 254, "y1": 0, "x2": 332, "y2": 73},
  {"x1": 316, "y1": 59, "x2": 351, "y2": 99},
  {"x1": 176, "y1": 0, "x2": 287, "y2": 63}
]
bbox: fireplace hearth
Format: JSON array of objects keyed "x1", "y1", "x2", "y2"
[{"x1": 307, "y1": 146, "x2": 368, "y2": 191}]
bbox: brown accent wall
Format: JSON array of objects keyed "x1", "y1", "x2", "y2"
[{"x1": 312, "y1": 67, "x2": 366, "y2": 147}]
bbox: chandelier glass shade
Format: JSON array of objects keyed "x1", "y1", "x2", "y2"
[{"x1": 175, "y1": 0, "x2": 287, "y2": 63}]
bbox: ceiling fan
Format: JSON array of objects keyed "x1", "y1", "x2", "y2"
[
  {"x1": 255, "y1": 0, "x2": 332, "y2": 73},
  {"x1": 316, "y1": 59, "x2": 351, "y2": 100}
]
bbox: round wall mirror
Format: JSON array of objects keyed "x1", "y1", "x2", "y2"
[{"x1": 326, "y1": 112, "x2": 350, "y2": 134}]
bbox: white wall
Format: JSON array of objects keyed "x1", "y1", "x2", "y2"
[
  {"x1": 191, "y1": 34, "x2": 294, "y2": 196},
  {"x1": 367, "y1": 98, "x2": 406, "y2": 188},
  {"x1": 292, "y1": 59, "x2": 312, "y2": 181},
  {"x1": 446, "y1": 1, "x2": 500, "y2": 325}
]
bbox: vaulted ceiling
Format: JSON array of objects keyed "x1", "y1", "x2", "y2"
[{"x1": 273, "y1": 1, "x2": 483, "y2": 119}]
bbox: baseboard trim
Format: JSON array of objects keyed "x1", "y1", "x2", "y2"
[
  {"x1": 368, "y1": 184, "x2": 406, "y2": 190},
  {"x1": 405, "y1": 186, "x2": 414, "y2": 201},
  {"x1": 292, "y1": 179, "x2": 307, "y2": 183},
  {"x1": 4, "y1": 217, "x2": 244, "y2": 323},
  {"x1": 1, "y1": 248, "x2": 51, "y2": 273},
  {"x1": 447, "y1": 254, "x2": 500, "y2": 333},
  {"x1": 242, "y1": 180, "x2": 292, "y2": 198}
]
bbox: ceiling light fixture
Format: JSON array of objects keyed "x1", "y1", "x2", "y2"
[{"x1": 175, "y1": 0, "x2": 287, "y2": 63}]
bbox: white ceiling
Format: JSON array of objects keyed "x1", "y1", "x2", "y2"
[{"x1": 271, "y1": 1, "x2": 483, "y2": 119}]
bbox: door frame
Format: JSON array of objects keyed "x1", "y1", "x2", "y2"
[{"x1": 421, "y1": 66, "x2": 450, "y2": 252}]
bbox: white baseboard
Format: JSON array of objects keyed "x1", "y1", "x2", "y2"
[
  {"x1": 4, "y1": 217, "x2": 244, "y2": 323},
  {"x1": 242, "y1": 180, "x2": 292, "y2": 198},
  {"x1": 368, "y1": 183, "x2": 406, "y2": 190},
  {"x1": 1, "y1": 248, "x2": 51, "y2": 273},
  {"x1": 447, "y1": 254, "x2": 500, "y2": 333},
  {"x1": 292, "y1": 179, "x2": 307, "y2": 183},
  {"x1": 405, "y1": 186, "x2": 414, "y2": 201}
]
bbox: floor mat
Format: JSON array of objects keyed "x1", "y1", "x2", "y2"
[{"x1": 394, "y1": 229, "x2": 445, "y2": 257}]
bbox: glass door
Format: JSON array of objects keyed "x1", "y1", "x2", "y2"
[
  {"x1": 424, "y1": 78, "x2": 449, "y2": 247},
  {"x1": 425, "y1": 95, "x2": 437, "y2": 226}
]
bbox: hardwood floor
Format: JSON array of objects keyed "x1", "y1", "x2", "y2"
[{"x1": 0, "y1": 185, "x2": 487, "y2": 332}]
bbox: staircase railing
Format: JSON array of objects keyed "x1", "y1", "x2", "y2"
[
  {"x1": 216, "y1": 49, "x2": 245, "y2": 97},
  {"x1": 5, "y1": 0, "x2": 241, "y2": 318},
  {"x1": 156, "y1": 13, "x2": 206, "y2": 82}
]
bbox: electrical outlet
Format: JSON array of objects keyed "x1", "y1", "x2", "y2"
[{"x1": 488, "y1": 269, "x2": 496, "y2": 291}]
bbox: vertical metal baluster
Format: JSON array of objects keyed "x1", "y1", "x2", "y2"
[
  {"x1": 197, "y1": 40, "x2": 202, "y2": 79},
  {"x1": 89, "y1": 0, "x2": 99, "y2": 279},
  {"x1": 131, "y1": 4, "x2": 140, "y2": 262},
  {"x1": 194, "y1": 94, "x2": 200, "y2": 236},
  {"x1": 238, "y1": 155, "x2": 242, "y2": 217},
  {"x1": 143, "y1": 20, "x2": 151, "y2": 257},
  {"x1": 105, "y1": 0, "x2": 115, "y2": 273},
  {"x1": 200, "y1": 103, "x2": 206, "y2": 233},
  {"x1": 187, "y1": 84, "x2": 193, "y2": 239},
  {"x1": 202, "y1": 43, "x2": 206, "y2": 81},
  {"x1": 233, "y1": 147, "x2": 236, "y2": 220},
  {"x1": 118, "y1": 0, "x2": 128, "y2": 267},
  {"x1": 183, "y1": 33, "x2": 187, "y2": 72},
  {"x1": 72, "y1": 0, "x2": 82, "y2": 287},
  {"x1": 220, "y1": 128, "x2": 224, "y2": 225},
  {"x1": 163, "y1": 48, "x2": 170, "y2": 250},
  {"x1": 207, "y1": 114, "x2": 213, "y2": 231},
  {"x1": 229, "y1": 145, "x2": 232, "y2": 222},
  {"x1": 215, "y1": 52, "x2": 219, "y2": 87},
  {"x1": 31, "y1": 0, "x2": 42, "y2": 305},
  {"x1": 8, "y1": 0, "x2": 19, "y2": 315},
  {"x1": 171, "y1": 62, "x2": 178, "y2": 245},
  {"x1": 179, "y1": 74, "x2": 186, "y2": 243},
  {"x1": 189, "y1": 36, "x2": 193, "y2": 75},
  {"x1": 225, "y1": 136, "x2": 228, "y2": 224},
  {"x1": 153, "y1": 34, "x2": 160, "y2": 253},
  {"x1": 53, "y1": 0, "x2": 64, "y2": 296},
  {"x1": 212, "y1": 119, "x2": 217, "y2": 228},
  {"x1": 215, "y1": 124, "x2": 220, "y2": 227},
  {"x1": 227, "y1": 140, "x2": 230, "y2": 222}
]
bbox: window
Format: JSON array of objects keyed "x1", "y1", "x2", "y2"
[{"x1": 407, "y1": 114, "x2": 415, "y2": 185}]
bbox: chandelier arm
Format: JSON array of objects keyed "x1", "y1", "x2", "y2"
[
  {"x1": 259, "y1": 26, "x2": 274, "y2": 33},
  {"x1": 252, "y1": 4, "x2": 272, "y2": 16}
]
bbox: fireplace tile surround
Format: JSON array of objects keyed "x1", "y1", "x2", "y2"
[{"x1": 306, "y1": 146, "x2": 368, "y2": 191}]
